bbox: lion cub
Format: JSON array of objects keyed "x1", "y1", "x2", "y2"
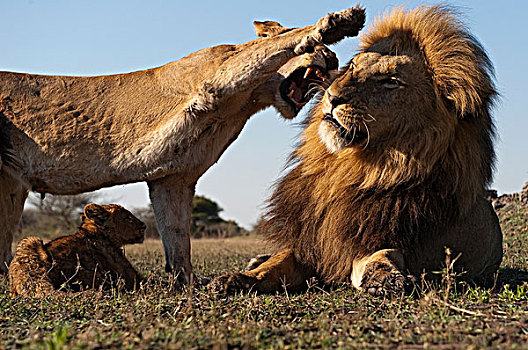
[{"x1": 9, "y1": 203, "x2": 145, "y2": 297}]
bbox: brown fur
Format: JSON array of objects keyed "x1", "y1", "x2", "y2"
[
  {"x1": 213, "y1": 6, "x2": 502, "y2": 295},
  {"x1": 0, "y1": 7, "x2": 365, "y2": 278},
  {"x1": 9, "y1": 204, "x2": 145, "y2": 297},
  {"x1": 254, "y1": 21, "x2": 291, "y2": 38}
]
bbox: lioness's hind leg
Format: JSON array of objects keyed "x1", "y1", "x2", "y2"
[
  {"x1": 352, "y1": 249, "x2": 415, "y2": 297},
  {"x1": 0, "y1": 173, "x2": 28, "y2": 273},
  {"x1": 211, "y1": 248, "x2": 310, "y2": 294}
]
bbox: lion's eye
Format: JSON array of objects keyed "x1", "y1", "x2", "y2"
[{"x1": 380, "y1": 77, "x2": 405, "y2": 89}]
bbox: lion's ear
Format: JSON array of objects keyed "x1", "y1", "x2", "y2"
[
  {"x1": 84, "y1": 203, "x2": 109, "y2": 226},
  {"x1": 253, "y1": 21, "x2": 290, "y2": 38}
]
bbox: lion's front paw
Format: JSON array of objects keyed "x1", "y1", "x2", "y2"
[
  {"x1": 317, "y1": 6, "x2": 366, "y2": 44},
  {"x1": 361, "y1": 262, "x2": 415, "y2": 297},
  {"x1": 245, "y1": 254, "x2": 272, "y2": 271},
  {"x1": 209, "y1": 273, "x2": 258, "y2": 294}
]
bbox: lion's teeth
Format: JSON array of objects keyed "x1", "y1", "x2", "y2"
[{"x1": 304, "y1": 67, "x2": 315, "y2": 79}]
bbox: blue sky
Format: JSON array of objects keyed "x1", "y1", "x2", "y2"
[{"x1": 1, "y1": 1, "x2": 526, "y2": 228}]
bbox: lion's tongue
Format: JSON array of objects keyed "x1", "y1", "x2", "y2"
[{"x1": 289, "y1": 81, "x2": 304, "y2": 104}]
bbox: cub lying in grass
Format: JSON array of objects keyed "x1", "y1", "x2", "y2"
[{"x1": 9, "y1": 203, "x2": 145, "y2": 297}]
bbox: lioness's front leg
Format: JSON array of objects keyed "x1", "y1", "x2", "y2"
[
  {"x1": 203, "y1": 6, "x2": 365, "y2": 100},
  {"x1": 352, "y1": 249, "x2": 415, "y2": 296},
  {"x1": 211, "y1": 248, "x2": 311, "y2": 293},
  {"x1": 147, "y1": 176, "x2": 195, "y2": 283}
]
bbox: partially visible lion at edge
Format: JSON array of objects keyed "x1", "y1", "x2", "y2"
[{"x1": 212, "y1": 6, "x2": 503, "y2": 296}]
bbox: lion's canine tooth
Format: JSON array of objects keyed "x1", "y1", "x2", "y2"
[{"x1": 304, "y1": 67, "x2": 315, "y2": 79}]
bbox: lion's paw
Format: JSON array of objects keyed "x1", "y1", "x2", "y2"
[
  {"x1": 209, "y1": 273, "x2": 258, "y2": 294},
  {"x1": 245, "y1": 254, "x2": 272, "y2": 271},
  {"x1": 317, "y1": 6, "x2": 366, "y2": 44},
  {"x1": 361, "y1": 262, "x2": 415, "y2": 297}
]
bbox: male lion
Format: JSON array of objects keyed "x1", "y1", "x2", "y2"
[
  {"x1": 213, "y1": 6, "x2": 503, "y2": 296},
  {"x1": 9, "y1": 203, "x2": 145, "y2": 297},
  {"x1": 0, "y1": 7, "x2": 366, "y2": 280}
]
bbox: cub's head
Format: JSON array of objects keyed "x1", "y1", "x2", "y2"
[
  {"x1": 254, "y1": 21, "x2": 340, "y2": 119},
  {"x1": 81, "y1": 204, "x2": 146, "y2": 246},
  {"x1": 315, "y1": 6, "x2": 496, "y2": 167}
]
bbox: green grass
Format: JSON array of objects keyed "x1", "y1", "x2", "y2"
[{"x1": 2, "y1": 203, "x2": 528, "y2": 349}]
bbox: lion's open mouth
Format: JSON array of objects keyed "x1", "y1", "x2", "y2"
[
  {"x1": 323, "y1": 114, "x2": 368, "y2": 144},
  {"x1": 280, "y1": 66, "x2": 328, "y2": 112}
]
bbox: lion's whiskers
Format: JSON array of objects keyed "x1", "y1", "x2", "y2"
[
  {"x1": 361, "y1": 120, "x2": 371, "y2": 150},
  {"x1": 305, "y1": 84, "x2": 323, "y2": 99},
  {"x1": 365, "y1": 113, "x2": 377, "y2": 122},
  {"x1": 345, "y1": 125, "x2": 358, "y2": 146}
]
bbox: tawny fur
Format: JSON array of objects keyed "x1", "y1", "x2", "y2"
[
  {"x1": 9, "y1": 204, "x2": 145, "y2": 297},
  {"x1": 214, "y1": 6, "x2": 502, "y2": 295},
  {"x1": 0, "y1": 7, "x2": 366, "y2": 277}
]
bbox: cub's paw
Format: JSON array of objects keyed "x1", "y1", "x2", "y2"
[
  {"x1": 361, "y1": 262, "x2": 415, "y2": 297},
  {"x1": 317, "y1": 6, "x2": 366, "y2": 44},
  {"x1": 209, "y1": 273, "x2": 258, "y2": 294}
]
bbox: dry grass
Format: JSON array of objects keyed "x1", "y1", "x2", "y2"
[{"x1": 1, "y1": 204, "x2": 528, "y2": 349}]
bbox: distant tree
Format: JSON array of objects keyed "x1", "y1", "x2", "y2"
[
  {"x1": 190, "y1": 196, "x2": 248, "y2": 238},
  {"x1": 28, "y1": 193, "x2": 98, "y2": 230},
  {"x1": 250, "y1": 216, "x2": 267, "y2": 236},
  {"x1": 18, "y1": 193, "x2": 100, "y2": 239},
  {"x1": 19, "y1": 193, "x2": 247, "y2": 240},
  {"x1": 191, "y1": 195, "x2": 224, "y2": 228}
]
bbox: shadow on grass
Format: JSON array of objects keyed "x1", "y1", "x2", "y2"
[{"x1": 496, "y1": 267, "x2": 528, "y2": 289}]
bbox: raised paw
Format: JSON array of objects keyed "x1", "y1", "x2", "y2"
[
  {"x1": 294, "y1": 6, "x2": 365, "y2": 55},
  {"x1": 361, "y1": 261, "x2": 415, "y2": 297},
  {"x1": 316, "y1": 6, "x2": 366, "y2": 45},
  {"x1": 209, "y1": 272, "x2": 258, "y2": 294}
]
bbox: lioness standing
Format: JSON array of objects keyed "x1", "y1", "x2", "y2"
[{"x1": 0, "y1": 7, "x2": 365, "y2": 281}]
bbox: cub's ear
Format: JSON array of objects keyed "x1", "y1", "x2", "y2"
[
  {"x1": 253, "y1": 20, "x2": 290, "y2": 38},
  {"x1": 83, "y1": 203, "x2": 110, "y2": 226}
]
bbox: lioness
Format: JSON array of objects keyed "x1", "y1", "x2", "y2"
[
  {"x1": 9, "y1": 203, "x2": 145, "y2": 297},
  {"x1": 213, "y1": 6, "x2": 503, "y2": 296},
  {"x1": 0, "y1": 7, "x2": 366, "y2": 280}
]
